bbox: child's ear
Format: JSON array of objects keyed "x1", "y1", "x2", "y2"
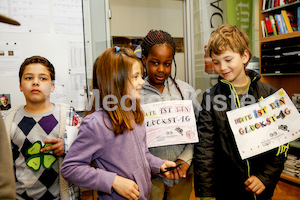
[
  {"x1": 19, "y1": 83, "x2": 22, "y2": 92},
  {"x1": 242, "y1": 50, "x2": 250, "y2": 64},
  {"x1": 51, "y1": 82, "x2": 55, "y2": 92}
]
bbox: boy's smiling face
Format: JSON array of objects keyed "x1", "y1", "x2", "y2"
[
  {"x1": 211, "y1": 49, "x2": 250, "y2": 87},
  {"x1": 20, "y1": 63, "x2": 55, "y2": 105}
]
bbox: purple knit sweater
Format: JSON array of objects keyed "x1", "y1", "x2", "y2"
[{"x1": 61, "y1": 108, "x2": 165, "y2": 200}]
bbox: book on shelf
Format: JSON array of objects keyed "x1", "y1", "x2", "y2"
[
  {"x1": 268, "y1": 0, "x2": 272, "y2": 9},
  {"x1": 261, "y1": 20, "x2": 268, "y2": 37},
  {"x1": 272, "y1": 0, "x2": 276, "y2": 8},
  {"x1": 281, "y1": 10, "x2": 294, "y2": 33},
  {"x1": 263, "y1": 0, "x2": 272, "y2": 9},
  {"x1": 263, "y1": 0, "x2": 267, "y2": 10},
  {"x1": 275, "y1": 14, "x2": 283, "y2": 34},
  {"x1": 284, "y1": 0, "x2": 298, "y2": 3},
  {"x1": 297, "y1": 6, "x2": 300, "y2": 31},
  {"x1": 279, "y1": 13, "x2": 289, "y2": 33},
  {"x1": 265, "y1": 16, "x2": 274, "y2": 35},
  {"x1": 264, "y1": 0, "x2": 297, "y2": 9},
  {"x1": 286, "y1": 10, "x2": 297, "y2": 31},
  {"x1": 269, "y1": 15, "x2": 278, "y2": 35}
]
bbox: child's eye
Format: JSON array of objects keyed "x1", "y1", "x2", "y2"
[
  {"x1": 25, "y1": 77, "x2": 32, "y2": 80},
  {"x1": 40, "y1": 77, "x2": 47, "y2": 80},
  {"x1": 132, "y1": 73, "x2": 142, "y2": 79},
  {"x1": 226, "y1": 59, "x2": 232, "y2": 62},
  {"x1": 212, "y1": 62, "x2": 219, "y2": 65},
  {"x1": 151, "y1": 62, "x2": 159, "y2": 66},
  {"x1": 164, "y1": 63, "x2": 171, "y2": 67}
]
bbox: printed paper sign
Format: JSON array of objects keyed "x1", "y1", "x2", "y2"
[
  {"x1": 142, "y1": 100, "x2": 198, "y2": 148},
  {"x1": 227, "y1": 89, "x2": 300, "y2": 160}
]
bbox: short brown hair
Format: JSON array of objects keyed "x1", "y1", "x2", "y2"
[
  {"x1": 88, "y1": 47, "x2": 144, "y2": 135},
  {"x1": 19, "y1": 56, "x2": 55, "y2": 83},
  {"x1": 206, "y1": 24, "x2": 252, "y2": 65}
]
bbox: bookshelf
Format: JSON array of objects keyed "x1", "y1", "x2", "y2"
[
  {"x1": 259, "y1": 0, "x2": 300, "y2": 97},
  {"x1": 281, "y1": 173, "x2": 300, "y2": 185},
  {"x1": 261, "y1": 0, "x2": 300, "y2": 13},
  {"x1": 280, "y1": 140, "x2": 300, "y2": 185},
  {"x1": 260, "y1": 30, "x2": 300, "y2": 42}
]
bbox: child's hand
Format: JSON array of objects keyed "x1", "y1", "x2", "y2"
[
  {"x1": 160, "y1": 161, "x2": 177, "y2": 180},
  {"x1": 40, "y1": 138, "x2": 64, "y2": 157},
  {"x1": 112, "y1": 175, "x2": 140, "y2": 200},
  {"x1": 173, "y1": 159, "x2": 190, "y2": 179},
  {"x1": 244, "y1": 175, "x2": 266, "y2": 195}
]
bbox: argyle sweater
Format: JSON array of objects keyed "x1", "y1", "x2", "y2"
[{"x1": 5, "y1": 104, "x2": 81, "y2": 200}]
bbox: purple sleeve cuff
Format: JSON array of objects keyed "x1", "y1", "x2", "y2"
[
  {"x1": 150, "y1": 158, "x2": 166, "y2": 175},
  {"x1": 96, "y1": 170, "x2": 117, "y2": 194}
]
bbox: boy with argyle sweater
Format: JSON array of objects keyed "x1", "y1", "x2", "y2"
[{"x1": 4, "y1": 56, "x2": 81, "y2": 200}]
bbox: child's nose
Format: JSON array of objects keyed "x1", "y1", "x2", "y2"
[
  {"x1": 32, "y1": 77, "x2": 39, "y2": 85},
  {"x1": 219, "y1": 62, "x2": 227, "y2": 71},
  {"x1": 140, "y1": 78, "x2": 145, "y2": 85},
  {"x1": 157, "y1": 64, "x2": 164, "y2": 72}
]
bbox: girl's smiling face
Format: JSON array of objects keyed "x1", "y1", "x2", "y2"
[
  {"x1": 211, "y1": 49, "x2": 250, "y2": 87},
  {"x1": 143, "y1": 44, "x2": 173, "y2": 92},
  {"x1": 127, "y1": 61, "x2": 145, "y2": 100}
]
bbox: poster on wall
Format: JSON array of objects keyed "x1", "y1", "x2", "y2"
[
  {"x1": 0, "y1": 93, "x2": 11, "y2": 110},
  {"x1": 141, "y1": 100, "x2": 198, "y2": 148},
  {"x1": 0, "y1": 0, "x2": 50, "y2": 33},
  {"x1": 200, "y1": 0, "x2": 227, "y2": 75},
  {"x1": 226, "y1": 0, "x2": 253, "y2": 50},
  {"x1": 0, "y1": 93, "x2": 11, "y2": 118},
  {"x1": 0, "y1": 0, "x2": 86, "y2": 111},
  {"x1": 0, "y1": 42, "x2": 22, "y2": 76},
  {"x1": 226, "y1": 89, "x2": 300, "y2": 160},
  {"x1": 201, "y1": 0, "x2": 227, "y2": 45}
]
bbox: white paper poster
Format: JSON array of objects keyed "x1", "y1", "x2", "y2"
[
  {"x1": 141, "y1": 100, "x2": 198, "y2": 148},
  {"x1": 0, "y1": 0, "x2": 50, "y2": 33},
  {"x1": 227, "y1": 89, "x2": 300, "y2": 160}
]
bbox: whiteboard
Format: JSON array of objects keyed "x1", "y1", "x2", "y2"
[{"x1": 0, "y1": 0, "x2": 86, "y2": 111}]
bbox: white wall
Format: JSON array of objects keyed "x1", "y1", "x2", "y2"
[
  {"x1": 110, "y1": 0, "x2": 186, "y2": 81},
  {"x1": 0, "y1": 0, "x2": 86, "y2": 110}
]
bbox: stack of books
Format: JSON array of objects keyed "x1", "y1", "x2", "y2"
[
  {"x1": 262, "y1": 0, "x2": 298, "y2": 10},
  {"x1": 261, "y1": 8, "x2": 299, "y2": 37}
]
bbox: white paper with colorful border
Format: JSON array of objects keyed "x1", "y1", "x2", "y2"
[
  {"x1": 141, "y1": 100, "x2": 198, "y2": 148},
  {"x1": 226, "y1": 89, "x2": 300, "y2": 160}
]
